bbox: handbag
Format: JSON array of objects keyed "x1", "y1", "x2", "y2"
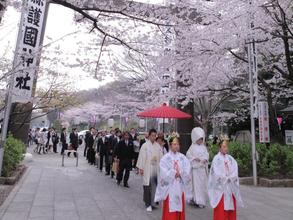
[{"x1": 112, "y1": 161, "x2": 119, "y2": 174}]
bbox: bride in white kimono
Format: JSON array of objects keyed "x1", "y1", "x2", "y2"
[
  {"x1": 208, "y1": 140, "x2": 243, "y2": 220},
  {"x1": 155, "y1": 137, "x2": 191, "y2": 220},
  {"x1": 186, "y1": 127, "x2": 209, "y2": 208}
]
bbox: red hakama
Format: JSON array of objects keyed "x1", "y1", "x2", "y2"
[
  {"x1": 213, "y1": 195, "x2": 236, "y2": 220},
  {"x1": 162, "y1": 194, "x2": 185, "y2": 220}
]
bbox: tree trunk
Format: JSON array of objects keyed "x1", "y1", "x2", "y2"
[
  {"x1": 176, "y1": 101, "x2": 195, "y2": 154},
  {"x1": 0, "y1": 0, "x2": 6, "y2": 24},
  {"x1": 8, "y1": 103, "x2": 33, "y2": 144}
]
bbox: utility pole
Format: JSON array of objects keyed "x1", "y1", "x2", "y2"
[{"x1": 248, "y1": 0, "x2": 258, "y2": 186}]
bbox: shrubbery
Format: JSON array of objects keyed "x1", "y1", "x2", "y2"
[
  {"x1": 208, "y1": 141, "x2": 293, "y2": 179},
  {"x1": 2, "y1": 135, "x2": 26, "y2": 177}
]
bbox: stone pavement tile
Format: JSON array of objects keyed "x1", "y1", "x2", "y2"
[
  {"x1": 35, "y1": 189, "x2": 54, "y2": 196},
  {"x1": 28, "y1": 217, "x2": 53, "y2": 220},
  {"x1": 78, "y1": 210, "x2": 104, "y2": 219},
  {"x1": 102, "y1": 210, "x2": 130, "y2": 220},
  {"x1": 13, "y1": 193, "x2": 35, "y2": 202},
  {"x1": 80, "y1": 215, "x2": 104, "y2": 220},
  {"x1": 76, "y1": 201, "x2": 99, "y2": 211},
  {"x1": 54, "y1": 210, "x2": 79, "y2": 220},
  {"x1": 34, "y1": 194, "x2": 54, "y2": 201},
  {"x1": 2, "y1": 211, "x2": 29, "y2": 220},
  {"x1": 54, "y1": 200, "x2": 76, "y2": 211},
  {"x1": 17, "y1": 186, "x2": 37, "y2": 194},
  {"x1": 29, "y1": 205, "x2": 54, "y2": 218},
  {"x1": 6, "y1": 201, "x2": 32, "y2": 213},
  {"x1": 33, "y1": 198, "x2": 53, "y2": 207}
]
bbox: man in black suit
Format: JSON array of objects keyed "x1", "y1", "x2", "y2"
[
  {"x1": 87, "y1": 128, "x2": 97, "y2": 165},
  {"x1": 108, "y1": 130, "x2": 116, "y2": 177},
  {"x1": 85, "y1": 127, "x2": 95, "y2": 158},
  {"x1": 60, "y1": 128, "x2": 68, "y2": 155},
  {"x1": 116, "y1": 132, "x2": 135, "y2": 188},
  {"x1": 68, "y1": 128, "x2": 78, "y2": 157},
  {"x1": 97, "y1": 131, "x2": 110, "y2": 174},
  {"x1": 112, "y1": 130, "x2": 122, "y2": 178},
  {"x1": 129, "y1": 128, "x2": 138, "y2": 141},
  {"x1": 51, "y1": 128, "x2": 59, "y2": 153},
  {"x1": 140, "y1": 133, "x2": 149, "y2": 149}
]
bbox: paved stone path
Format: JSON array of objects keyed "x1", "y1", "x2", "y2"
[{"x1": 0, "y1": 146, "x2": 292, "y2": 220}]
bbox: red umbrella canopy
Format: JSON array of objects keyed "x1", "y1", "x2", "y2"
[{"x1": 137, "y1": 103, "x2": 192, "y2": 119}]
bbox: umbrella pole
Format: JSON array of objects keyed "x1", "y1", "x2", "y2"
[{"x1": 163, "y1": 118, "x2": 165, "y2": 133}]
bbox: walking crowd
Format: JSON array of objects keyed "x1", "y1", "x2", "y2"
[{"x1": 29, "y1": 126, "x2": 243, "y2": 220}]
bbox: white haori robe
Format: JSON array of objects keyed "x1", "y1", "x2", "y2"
[
  {"x1": 136, "y1": 140, "x2": 162, "y2": 186},
  {"x1": 155, "y1": 151, "x2": 192, "y2": 212},
  {"x1": 186, "y1": 143, "x2": 209, "y2": 206},
  {"x1": 208, "y1": 152, "x2": 244, "y2": 210}
]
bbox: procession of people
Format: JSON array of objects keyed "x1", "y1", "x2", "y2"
[{"x1": 29, "y1": 126, "x2": 243, "y2": 220}]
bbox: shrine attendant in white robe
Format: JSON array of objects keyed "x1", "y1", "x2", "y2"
[
  {"x1": 155, "y1": 136, "x2": 191, "y2": 220},
  {"x1": 186, "y1": 127, "x2": 209, "y2": 208},
  {"x1": 136, "y1": 129, "x2": 162, "y2": 212},
  {"x1": 208, "y1": 140, "x2": 243, "y2": 220}
]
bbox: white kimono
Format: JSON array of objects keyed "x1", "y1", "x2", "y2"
[
  {"x1": 186, "y1": 143, "x2": 209, "y2": 206},
  {"x1": 136, "y1": 140, "x2": 162, "y2": 186},
  {"x1": 208, "y1": 152, "x2": 244, "y2": 210},
  {"x1": 155, "y1": 151, "x2": 192, "y2": 212},
  {"x1": 186, "y1": 127, "x2": 209, "y2": 206}
]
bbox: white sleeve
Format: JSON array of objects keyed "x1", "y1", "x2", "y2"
[
  {"x1": 136, "y1": 145, "x2": 145, "y2": 170},
  {"x1": 160, "y1": 156, "x2": 176, "y2": 184},
  {"x1": 181, "y1": 156, "x2": 191, "y2": 184}
]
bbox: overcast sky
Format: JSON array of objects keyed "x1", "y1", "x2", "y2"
[{"x1": 0, "y1": 0, "x2": 166, "y2": 91}]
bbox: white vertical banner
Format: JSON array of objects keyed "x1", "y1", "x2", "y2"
[
  {"x1": 258, "y1": 101, "x2": 270, "y2": 143},
  {"x1": 11, "y1": 0, "x2": 48, "y2": 103},
  {"x1": 108, "y1": 118, "x2": 114, "y2": 127}
]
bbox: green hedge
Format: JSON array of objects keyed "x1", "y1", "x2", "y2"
[
  {"x1": 2, "y1": 135, "x2": 26, "y2": 177},
  {"x1": 208, "y1": 142, "x2": 293, "y2": 179}
]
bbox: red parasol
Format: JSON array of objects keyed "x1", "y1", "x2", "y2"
[{"x1": 137, "y1": 103, "x2": 192, "y2": 132}]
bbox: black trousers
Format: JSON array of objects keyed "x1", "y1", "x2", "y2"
[
  {"x1": 87, "y1": 148, "x2": 95, "y2": 165},
  {"x1": 99, "y1": 153, "x2": 110, "y2": 173},
  {"x1": 133, "y1": 152, "x2": 139, "y2": 168},
  {"x1": 117, "y1": 159, "x2": 131, "y2": 185},
  {"x1": 109, "y1": 155, "x2": 115, "y2": 177},
  {"x1": 84, "y1": 145, "x2": 88, "y2": 157},
  {"x1": 53, "y1": 143, "x2": 58, "y2": 153},
  {"x1": 61, "y1": 143, "x2": 67, "y2": 155},
  {"x1": 38, "y1": 144, "x2": 46, "y2": 154},
  {"x1": 143, "y1": 176, "x2": 157, "y2": 207}
]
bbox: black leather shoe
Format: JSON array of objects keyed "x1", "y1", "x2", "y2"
[{"x1": 124, "y1": 184, "x2": 129, "y2": 188}]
